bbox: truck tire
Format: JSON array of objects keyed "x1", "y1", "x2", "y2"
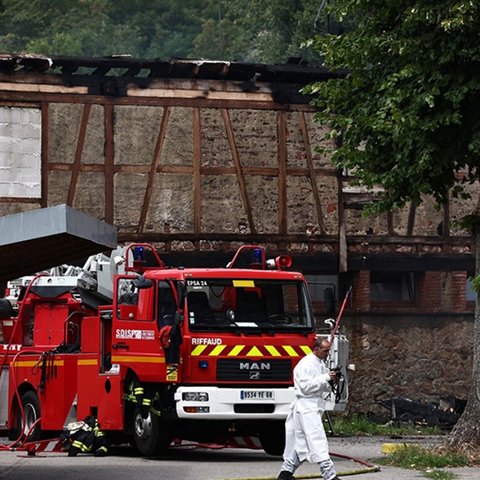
[
  {"x1": 259, "y1": 422, "x2": 285, "y2": 456},
  {"x1": 11, "y1": 391, "x2": 42, "y2": 442},
  {"x1": 132, "y1": 406, "x2": 171, "y2": 456}
]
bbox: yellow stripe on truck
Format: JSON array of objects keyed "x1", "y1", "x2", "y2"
[
  {"x1": 210, "y1": 345, "x2": 227, "y2": 356},
  {"x1": 77, "y1": 359, "x2": 98, "y2": 366},
  {"x1": 265, "y1": 345, "x2": 281, "y2": 357},
  {"x1": 283, "y1": 345, "x2": 299, "y2": 357},
  {"x1": 111, "y1": 355, "x2": 165, "y2": 363},
  {"x1": 228, "y1": 345, "x2": 245, "y2": 356},
  {"x1": 246, "y1": 346, "x2": 263, "y2": 357},
  {"x1": 12, "y1": 360, "x2": 64, "y2": 367},
  {"x1": 191, "y1": 345, "x2": 208, "y2": 356},
  {"x1": 190, "y1": 344, "x2": 311, "y2": 357},
  {"x1": 232, "y1": 280, "x2": 255, "y2": 287}
]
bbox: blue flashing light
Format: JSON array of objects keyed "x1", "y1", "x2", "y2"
[
  {"x1": 199, "y1": 360, "x2": 209, "y2": 369},
  {"x1": 252, "y1": 248, "x2": 263, "y2": 265},
  {"x1": 132, "y1": 246, "x2": 145, "y2": 262}
]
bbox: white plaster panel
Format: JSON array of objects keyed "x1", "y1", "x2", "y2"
[{"x1": 0, "y1": 107, "x2": 41, "y2": 198}]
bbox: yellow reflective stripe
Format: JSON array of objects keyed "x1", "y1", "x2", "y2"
[
  {"x1": 72, "y1": 440, "x2": 90, "y2": 452},
  {"x1": 188, "y1": 344, "x2": 310, "y2": 357},
  {"x1": 283, "y1": 345, "x2": 299, "y2": 357},
  {"x1": 191, "y1": 345, "x2": 208, "y2": 356},
  {"x1": 228, "y1": 345, "x2": 244, "y2": 356},
  {"x1": 12, "y1": 360, "x2": 64, "y2": 367},
  {"x1": 111, "y1": 355, "x2": 165, "y2": 363},
  {"x1": 78, "y1": 359, "x2": 97, "y2": 366},
  {"x1": 232, "y1": 280, "x2": 255, "y2": 287},
  {"x1": 209, "y1": 345, "x2": 227, "y2": 356},
  {"x1": 246, "y1": 346, "x2": 263, "y2": 357},
  {"x1": 265, "y1": 345, "x2": 281, "y2": 357}
]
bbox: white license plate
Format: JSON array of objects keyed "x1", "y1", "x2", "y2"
[{"x1": 239, "y1": 390, "x2": 275, "y2": 401}]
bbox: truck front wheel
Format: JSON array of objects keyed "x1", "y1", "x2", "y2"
[
  {"x1": 259, "y1": 422, "x2": 285, "y2": 456},
  {"x1": 132, "y1": 406, "x2": 171, "y2": 456},
  {"x1": 10, "y1": 390, "x2": 42, "y2": 442}
]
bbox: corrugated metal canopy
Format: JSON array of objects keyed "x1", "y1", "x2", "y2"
[{"x1": 0, "y1": 204, "x2": 117, "y2": 282}]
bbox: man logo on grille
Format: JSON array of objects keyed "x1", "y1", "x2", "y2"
[
  {"x1": 249, "y1": 371, "x2": 261, "y2": 380},
  {"x1": 239, "y1": 362, "x2": 271, "y2": 370}
]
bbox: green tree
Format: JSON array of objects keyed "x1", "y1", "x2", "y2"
[
  {"x1": 192, "y1": 0, "x2": 328, "y2": 63},
  {"x1": 0, "y1": 0, "x2": 331, "y2": 62},
  {"x1": 305, "y1": 0, "x2": 480, "y2": 449},
  {"x1": 0, "y1": 0, "x2": 216, "y2": 59}
]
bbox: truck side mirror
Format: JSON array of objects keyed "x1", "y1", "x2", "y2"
[
  {"x1": 324, "y1": 287, "x2": 336, "y2": 316},
  {"x1": 176, "y1": 281, "x2": 186, "y2": 309}
]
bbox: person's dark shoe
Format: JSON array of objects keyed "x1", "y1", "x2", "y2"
[{"x1": 277, "y1": 471, "x2": 295, "y2": 480}]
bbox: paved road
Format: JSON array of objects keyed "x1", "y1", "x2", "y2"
[{"x1": 1, "y1": 435, "x2": 479, "y2": 480}]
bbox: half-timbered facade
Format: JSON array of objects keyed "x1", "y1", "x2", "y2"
[{"x1": 0, "y1": 54, "x2": 475, "y2": 413}]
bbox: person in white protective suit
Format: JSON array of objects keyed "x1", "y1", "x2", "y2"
[{"x1": 276, "y1": 337, "x2": 341, "y2": 480}]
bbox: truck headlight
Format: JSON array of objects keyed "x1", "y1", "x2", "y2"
[{"x1": 182, "y1": 392, "x2": 209, "y2": 402}]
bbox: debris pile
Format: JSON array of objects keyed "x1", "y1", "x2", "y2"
[{"x1": 376, "y1": 396, "x2": 466, "y2": 428}]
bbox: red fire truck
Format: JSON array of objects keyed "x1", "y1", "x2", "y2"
[{"x1": 0, "y1": 244, "x2": 348, "y2": 455}]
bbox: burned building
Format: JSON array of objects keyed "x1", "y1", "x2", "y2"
[{"x1": 0, "y1": 54, "x2": 475, "y2": 414}]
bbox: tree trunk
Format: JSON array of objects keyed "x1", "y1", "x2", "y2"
[{"x1": 447, "y1": 225, "x2": 480, "y2": 451}]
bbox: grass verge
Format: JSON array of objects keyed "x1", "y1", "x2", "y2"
[
  {"x1": 330, "y1": 414, "x2": 444, "y2": 436},
  {"x1": 377, "y1": 444, "x2": 469, "y2": 480}
]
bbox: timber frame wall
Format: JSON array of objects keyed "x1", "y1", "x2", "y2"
[{"x1": 0, "y1": 54, "x2": 475, "y2": 300}]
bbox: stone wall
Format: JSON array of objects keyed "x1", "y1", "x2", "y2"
[{"x1": 343, "y1": 313, "x2": 473, "y2": 416}]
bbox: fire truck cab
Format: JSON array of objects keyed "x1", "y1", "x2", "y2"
[{"x1": 0, "y1": 243, "x2": 348, "y2": 456}]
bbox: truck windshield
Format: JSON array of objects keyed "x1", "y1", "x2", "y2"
[{"x1": 186, "y1": 278, "x2": 314, "y2": 333}]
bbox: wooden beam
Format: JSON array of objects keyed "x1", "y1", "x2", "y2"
[
  {"x1": 129, "y1": 87, "x2": 273, "y2": 102},
  {"x1": 298, "y1": 112, "x2": 325, "y2": 234},
  {"x1": 67, "y1": 103, "x2": 91, "y2": 206},
  {"x1": 349, "y1": 234, "x2": 472, "y2": 246},
  {"x1": 0, "y1": 91, "x2": 315, "y2": 112},
  {"x1": 0, "y1": 81, "x2": 87, "y2": 95},
  {"x1": 119, "y1": 231, "x2": 340, "y2": 243},
  {"x1": 222, "y1": 109, "x2": 256, "y2": 234},
  {"x1": 407, "y1": 202, "x2": 416, "y2": 235},
  {"x1": 442, "y1": 199, "x2": 450, "y2": 237},
  {"x1": 104, "y1": 104, "x2": 115, "y2": 223},
  {"x1": 40, "y1": 102, "x2": 49, "y2": 208},
  {"x1": 46, "y1": 162, "x2": 338, "y2": 177},
  {"x1": 116, "y1": 231, "x2": 474, "y2": 248},
  {"x1": 193, "y1": 108, "x2": 202, "y2": 234},
  {"x1": 1, "y1": 100, "x2": 41, "y2": 108},
  {"x1": 277, "y1": 111, "x2": 288, "y2": 236},
  {"x1": 387, "y1": 210, "x2": 394, "y2": 236},
  {"x1": 138, "y1": 107, "x2": 171, "y2": 233},
  {"x1": 0, "y1": 197, "x2": 41, "y2": 203}
]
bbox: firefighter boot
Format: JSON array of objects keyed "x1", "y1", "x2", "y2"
[
  {"x1": 277, "y1": 471, "x2": 295, "y2": 480},
  {"x1": 94, "y1": 446, "x2": 108, "y2": 457},
  {"x1": 68, "y1": 446, "x2": 80, "y2": 457}
]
